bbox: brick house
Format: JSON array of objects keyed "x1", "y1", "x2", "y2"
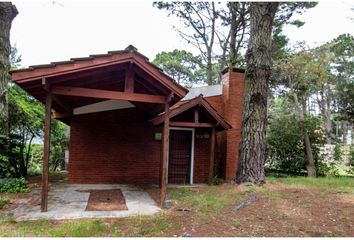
[{"x1": 11, "y1": 46, "x2": 245, "y2": 210}]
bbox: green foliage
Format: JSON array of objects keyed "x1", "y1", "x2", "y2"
[
  {"x1": 1, "y1": 84, "x2": 44, "y2": 177},
  {"x1": 27, "y1": 144, "x2": 43, "y2": 175},
  {"x1": 329, "y1": 34, "x2": 354, "y2": 79},
  {"x1": 10, "y1": 45, "x2": 22, "y2": 70},
  {"x1": 50, "y1": 121, "x2": 68, "y2": 171},
  {"x1": 329, "y1": 34, "x2": 354, "y2": 122},
  {"x1": 0, "y1": 178, "x2": 28, "y2": 193},
  {"x1": 272, "y1": 2, "x2": 318, "y2": 61},
  {"x1": 152, "y1": 49, "x2": 203, "y2": 87},
  {"x1": 267, "y1": 176, "x2": 354, "y2": 193},
  {"x1": 1, "y1": 83, "x2": 68, "y2": 177},
  {"x1": 0, "y1": 155, "x2": 12, "y2": 178},
  {"x1": 0, "y1": 197, "x2": 10, "y2": 209},
  {"x1": 267, "y1": 97, "x2": 325, "y2": 175},
  {"x1": 8, "y1": 84, "x2": 44, "y2": 134},
  {"x1": 316, "y1": 161, "x2": 339, "y2": 177},
  {"x1": 335, "y1": 81, "x2": 354, "y2": 122},
  {"x1": 275, "y1": 2, "x2": 318, "y2": 26},
  {"x1": 272, "y1": 23, "x2": 290, "y2": 61},
  {"x1": 267, "y1": 113, "x2": 307, "y2": 175}
]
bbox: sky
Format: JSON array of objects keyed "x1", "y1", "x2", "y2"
[{"x1": 9, "y1": 0, "x2": 354, "y2": 68}]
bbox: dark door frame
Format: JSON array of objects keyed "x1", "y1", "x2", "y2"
[{"x1": 167, "y1": 127, "x2": 195, "y2": 184}]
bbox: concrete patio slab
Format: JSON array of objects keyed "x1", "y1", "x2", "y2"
[{"x1": 12, "y1": 184, "x2": 160, "y2": 221}]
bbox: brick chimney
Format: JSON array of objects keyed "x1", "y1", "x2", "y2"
[{"x1": 220, "y1": 68, "x2": 245, "y2": 181}]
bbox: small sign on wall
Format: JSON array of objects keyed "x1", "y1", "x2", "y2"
[
  {"x1": 196, "y1": 132, "x2": 210, "y2": 139},
  {"x1": 154, "y1": 132, "x2": 162, "y2": 141}
]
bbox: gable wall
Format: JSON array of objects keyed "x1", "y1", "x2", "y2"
[{"x1": 68, "y1": 108, "x2": 163, "y2": 184}]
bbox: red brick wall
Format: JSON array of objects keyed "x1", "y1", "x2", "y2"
[
  {"x1": 222, "y1": 69, "x2": 245, "y2": 130},
  {"x1": 221, "y1": 69, "x2": 245, "y2": 181},
  {"x1": 68, "y1": 108, "x2": 163, "y2": 184},
  {"x1": 205, "y1": 69, "x2": 245, "y2": 181}
]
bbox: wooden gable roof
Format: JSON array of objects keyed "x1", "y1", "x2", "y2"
[
  {"x1": 150, "y1": 94, "x2": 231, "y2": 131},
  {"x1": 10, "y1": 45, "x2": 188, "y2": 118}
]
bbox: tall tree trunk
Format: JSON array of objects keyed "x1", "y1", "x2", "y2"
[
  {"x1": 324, "y1": 85, "x2": 332, "y2": 144},
  {"x1": 229, "y1": 2, "x2": 238, "y2": 68},
  {"x1": 319, "y1": 84, "x2": 332, "y2": 144},
  {"x1": 24, "y1": 134, "x2": 35, "y2": 177},
  {"x1": 342, "y1": 121, "x2": 348, "y2": 145},
  {"x1": 206, "y1": 2, "x2": 216, "y2": 85},
  {"x1": 237, "y1": 2, "x2": 278, "y2": 184},
  {"x1": 293, "y1": 92, "x2": 316, "y2": 177},
  {"x1": 206, "y1": 55, "x2": 213, "y2": 85},
  {"x1": 0, "y1": 2, "x2": 17, "y2": 153}
]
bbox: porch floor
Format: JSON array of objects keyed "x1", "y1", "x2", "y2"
[{"x1": 12, "y1": 184, "x2": 160, "y2": 221}]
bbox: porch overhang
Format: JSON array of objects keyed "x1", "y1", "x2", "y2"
[
  {"x1": 150, "y1": 94, "x2": 232, "y2": 131},
  {"x1": 10, "y1": 45, "x2": 187, "y2": 211}
]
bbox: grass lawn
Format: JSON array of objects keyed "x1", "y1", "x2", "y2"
[{"x1": 0, "y1": 176, "x2": 353, "y2": 237}]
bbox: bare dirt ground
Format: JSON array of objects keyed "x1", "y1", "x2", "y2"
[
  {"x1": 0, "y1": 173, "x2": 353, "y2": 237},
  {"x1": 85, "y1": 189, "x2": 127, "y2": 211},
  {"x1": 179, "y1": 183, "x2": 354, "y2": 237}
]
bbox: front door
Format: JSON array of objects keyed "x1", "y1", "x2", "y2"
[{"x1": 168, "y1": 129, "x2": 193, "y2": 184}]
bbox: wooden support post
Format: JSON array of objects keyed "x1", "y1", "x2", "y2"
[
  {"x1": 41, "y1": 92, "x2": 52, "y2": 212},
  {"x1": 160, "y1": 101, "x2": 170, "y2": 208},
  {"x1": 194, "y1": 107, "x2": 199, "y2": 123},
  {"x1": 208, "y1": 127, "x2": 216, "y2": 184}
]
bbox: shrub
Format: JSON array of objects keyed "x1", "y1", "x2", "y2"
[
  {"x1": 0, "y1": 155, "x2": 13, "y2": 178},
  {"x1": 266, "y1": 111, "x2": 324, "y2": 176},
  {"x1": 0, "y1": 178, "x2": 29, "y2": 193}
]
